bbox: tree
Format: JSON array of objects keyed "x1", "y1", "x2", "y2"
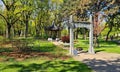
[
  {"x1": 32, "y1": 0, "x2": 50, "y2": 37},
  {"x1": 106, "y1": 12, "x2": 120, "y2": 41},
  {"x1": 20, "y1": 0, "x2": 34, "y2": 38},
  {"x1": 0, "y1": 17, "x2": 6, "y2": 35},
  {"x1": 0, "y1": 0, "x2": 22, "y2": 39}
]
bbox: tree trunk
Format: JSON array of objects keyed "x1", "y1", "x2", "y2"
[
  {"x1": 25, "y1": 16, "x2": 29, "y2": 38},
  {"x1": 116, "y1": 33, "x2": 119, "y2": 39},
  {"x1": 6, "y1": 26, "x2": 8, "y2": 38},
  {"x1": 25, "y1": 22, "x2": 28, "y2": 38},
  {"x1": 11, "y1": 26, "x2": 15, "y2": 38},
  {"x1": 83, "y1": 34, "x2": 87, "y2": 40},
  {"x1": 106, "y1": 26, "x2": 112, "y2": 41},
  {"x1": 82, "y1": 28, "x2": 87, "y2": 40},
  {"x1": 94, "y1": 35, "x2": 99, "y2": 47},
  {"x1": 35, "y1": 24, "x2": 40, "y2": 37},
  {"x1": 76, "y1": 29, "x2": 79, "y2": 39},
  {"x1": 74, "y1": 32, "x2": 76, "y2": 40},
  {"x1": 18, "y1": 30, "x2": 21, "y2": 37},
  {"x1": 7, "y1": 24, "x2": 11, "y2": 39}
]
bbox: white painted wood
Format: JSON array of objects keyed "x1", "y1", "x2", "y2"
[
  {"x1": 75, "y1": 23, "x2": 90, "y2": 29},
  {"x1": 70, "y1": 27, "x2": 74, "y2": 55},
  {"x1": 88, "y1": 24, "x2": 95, "y2": 54},
  {"x1": 89, "y1": 14, "x2": 93, "y2": 23},
  {"x1": 69, "y1": 15, "x2": 74, "y2": 55},
  {"x1": 66, "y1": 15, "x2": 95, "y2": 55},
  {"x1": 69, "y1": 15, "x2": 73, "y2": 23}
]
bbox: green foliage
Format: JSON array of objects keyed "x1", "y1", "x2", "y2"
[
  {"x1": 0, "y1": 36, "x2": 5, "y2": 41},
  {"x1": 101, "y1": 27, "x2": 119, "y2": 37},
  {"x1": 41, "y1": 34, "x2": 49, "y2": 39},
  {"x1": 61, "y1": 29, "x2": 68, "y2": 36},
  {"x1": 0, "y1": 18, "x2": 6, "y2": 34},
  {"x1": 52, "y1": 0, "x2": 63, "y2": 4},
  {"x1": 0, "y1": 0, "x2": 119, "y2": 40}
]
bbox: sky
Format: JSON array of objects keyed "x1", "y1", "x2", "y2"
[
  {"x1": 0, "y1": 0, "x2": 3, "y2": 5},
  {"x1": 0, "y1": 0, "x2": 5, "y2": 10}
]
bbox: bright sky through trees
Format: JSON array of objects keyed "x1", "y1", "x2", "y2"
[
  {"x1": 0, "y1": 0, "x2": 3, "y2": 5},
  {"x1": 0, "y1": 0, "x2": 4, "y2": 9}
]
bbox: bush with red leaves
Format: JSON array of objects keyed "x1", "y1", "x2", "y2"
[{"x1": 61, "y1": 35, "x2": 70, "y2": 43}]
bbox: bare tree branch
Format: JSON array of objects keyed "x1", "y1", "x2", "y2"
[{"x1": 0, "y1": 13, "x2": 8, "y2": 24}]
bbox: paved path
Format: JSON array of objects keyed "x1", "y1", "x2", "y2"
[
  {"x1": 53, "y1": 41, "x2": 120, "y2": 72},
  {"x1": 73, "y1": 52, "x2": 120, "y2": 72}
]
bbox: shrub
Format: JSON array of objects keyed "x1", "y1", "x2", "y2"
[
  {"x1": 61, "y1": 35, "x2": 70, "y2": 43},
  {"x1": 0, "y1": 36, "x2": 4, "y2": 41}
]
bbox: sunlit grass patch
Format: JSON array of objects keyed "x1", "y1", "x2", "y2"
[{"x1": 75, "y1": 38, "x2": 120, "y2": 54}]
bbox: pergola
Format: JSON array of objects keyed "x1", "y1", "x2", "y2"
[
  {"x1": 65, "y1": 15, "x2": 95, "y2": 55},
  {"x1": 45, "y1": 22, "x2": 62, "y2": 39}
]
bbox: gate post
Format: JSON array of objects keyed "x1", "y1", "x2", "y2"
[
  {"x1": 69, "y1": 15, "x2": 74, "y2": 55},
  {"x1": 70, "y1": 27, "x2": 74, "y2": 55},
  {"x1": 88, "y1": 14, "x2": 95, "y2": 54}
]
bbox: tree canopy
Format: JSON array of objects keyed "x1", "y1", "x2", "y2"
[{"x1": 0, "y1": 0, "x2": 119, "y2": 40}]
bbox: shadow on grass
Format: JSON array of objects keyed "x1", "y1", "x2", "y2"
[
  {"x1": 0, "y1": 45, "x2": 56, "y2": 53},
  {"x1": 83, "y1": 58, "x2": 120, "y2": 72},
  {"x1": 32, "y1": 44, "x2": 57, "y2": 52},
  {"x1": 0, "y1": 48, "x2": 13, "y2": 53},
  {"x1": 99, "y1": 40, "x2": 117, "y2": 45},
  {"x1": 96, "y1": 46, "x2": 116, "y2": 48},
  {"x1": 1, "y1": 60, "x2": 92, "y2": 72},
  {"x1": 95, "y1": 49, "x2": 105, "y2": 53},
  {"x1": 77, "y1": 39, "x2": 117, "y2": 46}
]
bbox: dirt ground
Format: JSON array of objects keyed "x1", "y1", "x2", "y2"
[{"x1": 73, "y1": 52, "x2": 120, "y2": 61}]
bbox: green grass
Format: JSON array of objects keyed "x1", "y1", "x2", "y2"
[
  {"x1": 31, "y1": 40, "x2": 68, "y2": 55},
  {"x1": 0, "y1": 58, "x2": 92, "y2": 72},
  {"x1": 0, "y1": 38, "x2": 92, "y2": 72},
  {"x1": 75, "y1": 38, "x2": 120, "y2": 54}
]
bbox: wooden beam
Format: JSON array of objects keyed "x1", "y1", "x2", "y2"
[{"x1": 75, "y1": 23, "x2": 90, "y2": 29}]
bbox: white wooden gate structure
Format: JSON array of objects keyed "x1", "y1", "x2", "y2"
[{"x1": 66, "y1": 15, "x2": 95, "y2": 55}]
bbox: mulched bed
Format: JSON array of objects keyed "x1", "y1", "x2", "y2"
[
  {"x1": 0, "y1": 40, "x2": 70, "y2": 61},
  {"x1": 0, "y1": 52, "x2": 70, "y2": 61}
]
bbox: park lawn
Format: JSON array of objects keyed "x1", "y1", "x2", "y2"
[
  {"x1": 0, "y1": 39, "x2": 92, "y2": 72},
  {"x1": 0, "y1": 58, "x2": 92, "y2": 72},
  {"x1": 75, "y1": 38, "x2": 120, "y2": 54}
]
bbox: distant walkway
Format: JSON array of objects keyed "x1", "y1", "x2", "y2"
[{"x1": 52, "y1": 41, "x2": 120, "y2": 72}]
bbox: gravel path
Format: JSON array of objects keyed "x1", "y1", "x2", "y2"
[{"x1": 53, "y1": 41, "x2": 120, "y2": 72}]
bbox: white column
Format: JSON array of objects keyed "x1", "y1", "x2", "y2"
[
  {"x1": 88, "y1": 24, "x2": 95, "y2": 54},
  {"x1": 70, "y1": 27, "x2": 74, "y2": 55},
  {"x1": 69, "y1": 15, "x2": 74, "y2": 55}
]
